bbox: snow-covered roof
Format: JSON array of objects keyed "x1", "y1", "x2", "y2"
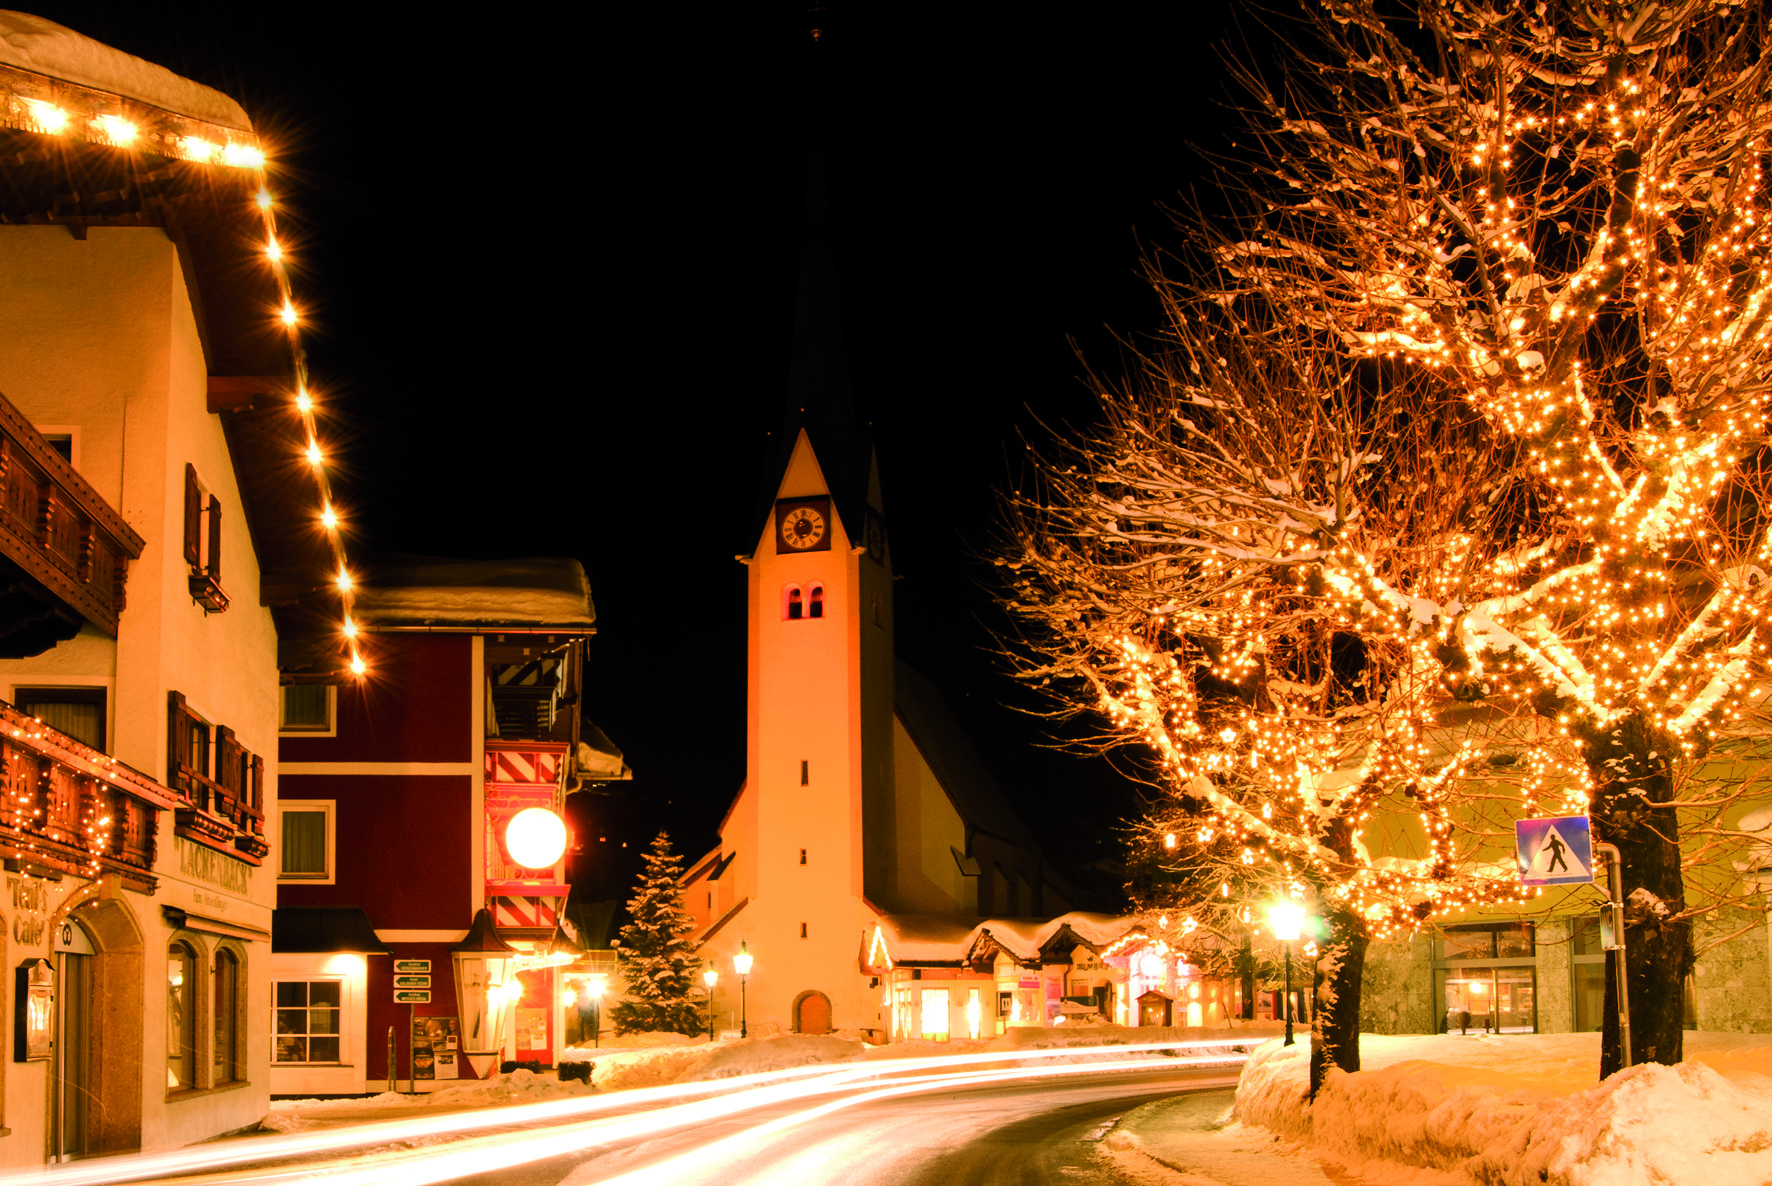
[
  {"x1": 875, "y1": 911, "x2": 1137, "y2": 966},
  {"x1": 0, "y1": 11, "x2": 252, "y2": 130},
  {"x1": 354, "y1": 556, "x2": 595, "y2": 630}
]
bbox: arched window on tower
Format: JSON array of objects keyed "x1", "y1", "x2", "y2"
[
  {"x1": 809, "y1": 583, "x2": 824, "y2": 619},
  {"x1": 784, "y1": 585, "x2": 803, "y2": 620}
]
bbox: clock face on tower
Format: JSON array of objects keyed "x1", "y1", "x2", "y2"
[{"x1": 776, "y1": 498, "x2": 832, "y2": 553}]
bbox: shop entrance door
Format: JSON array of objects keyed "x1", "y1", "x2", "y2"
[{"x1": 54, "y1": 919, "x2": 95, "y2": 1160}]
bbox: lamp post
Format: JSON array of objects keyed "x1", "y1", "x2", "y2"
[
  {"x1": 1268, "y1": 901, "x2": 1306, "y2": 1047},
  {"x1": 702, "y1": 965, "x2": 719, "y2": 1042},
  {"x1": 732, "y1": 942, "x2": 753, "y2": 1038}
]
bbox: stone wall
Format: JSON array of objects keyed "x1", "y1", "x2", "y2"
[
  {"x1": 1359, "y1": 932, "x2": 1436, "y2": 1034},
  {"x1": 1691, "y1": 911, "x2": 1772, "y2": 1033}
]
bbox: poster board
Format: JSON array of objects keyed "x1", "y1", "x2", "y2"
[{"x1": 411, "y1": 1016, "x2": 460, "y2": 1080}]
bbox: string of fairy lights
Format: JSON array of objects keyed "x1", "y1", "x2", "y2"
[
  {"x1": 0, "y1": 64, "x2": 365, "y2": 883},
  {"x1": 1104, "y1": 24, "x2": 1772, "y2": 947},
  {"x1": 3, "y1": 64, "x2": 364, "y2": 676}
]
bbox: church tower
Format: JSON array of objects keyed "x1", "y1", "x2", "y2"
[
  {"x1": 681, "y1": 108, "x2": 898, "y2": 1036},
  {"x1": 678, "y1": 59, "x2": 1064, "y2": 1039}
]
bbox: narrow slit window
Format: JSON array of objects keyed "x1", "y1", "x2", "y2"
[
  {"x1": 799, "y1": 848, "x2": 807, "y2": 865},
  {"x1": 800, "y1": 922, "x2": 808, "y2": 939},
  {"x1": 800, "y1": 760, "x2": 809, "y2": 785}
]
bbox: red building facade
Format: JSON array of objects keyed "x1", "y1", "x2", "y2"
[{"x1": 270, "y1": 560, "x2": 595, "y2": 1094}]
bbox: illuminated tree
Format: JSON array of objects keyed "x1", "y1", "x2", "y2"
[
  {"x1": 1001, "y1": 324, "x2": 1538, "y2": 1093},
  {"x1": 610, "y1": 831, "x2": 702, "y2": 1037},
  {"x1": 1007, "y1": 0, "x2": 1772, "y2": 1081}
]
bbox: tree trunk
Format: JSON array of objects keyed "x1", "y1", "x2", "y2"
[
  {"x1": 1586, "y1": 711, "x2": 1692, "y2": 1078},
  {"x1": 1308, "y1": 908, "x2": 1369, "y2": 1099},
  {"x1": 1238, "y1": 934, "x2": 1256, "y2": 1020}
]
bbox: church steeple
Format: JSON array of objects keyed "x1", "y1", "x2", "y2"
[{"x1": 750, "y1": 62, "x2": 875, "y2": 553}]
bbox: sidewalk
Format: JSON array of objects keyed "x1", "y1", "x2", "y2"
[{"x1": 1100, "y1": 1088, "x2": 1348, "y2": 1186}]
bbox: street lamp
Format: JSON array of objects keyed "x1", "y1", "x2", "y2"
[
  {"x1": 450, "y1": 908, "x2": 518, "y2": 1079},
  {"x1": 702, "y1": 965, "x2": 719, "y2": 1042},
  {"x1": 1268, "y1": 900, "x2": 1307, "y2": 1047},
  {"x1": 732, "y1": 942, "x2": 753, "y2": 1038}
]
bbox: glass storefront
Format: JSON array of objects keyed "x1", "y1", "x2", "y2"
[{"x1": 1435, "y1": 922, "x2": 1537, "y2": 1034}]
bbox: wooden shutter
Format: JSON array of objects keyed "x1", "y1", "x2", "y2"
[
  {"x1": 206, "y1": 495, "x2": 222, "y2": 580},
  {"x1": 183, "y1": 465, "x2": 201, "y2": 566}
]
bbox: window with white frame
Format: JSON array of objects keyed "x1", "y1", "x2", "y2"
[
  {"x1": 279, "y1": 801, "x2": 335, "y2": 883},
  {"x1": 279, "y1": 684, "x2": 336, "y2": 734},
  {"x1": 274, "y1": 980, "x2": 343, "y2": 1063}
]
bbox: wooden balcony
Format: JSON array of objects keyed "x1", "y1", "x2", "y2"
[
  {"x1": 0, "y1": 699, "x2": 174, "y2": 891},
  {"x1": 0, "y1": 389, "x2": 143, "y2": 655}
]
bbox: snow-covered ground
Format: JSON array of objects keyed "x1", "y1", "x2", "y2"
[
  {"x1": 265, "y1": 1024, "x2": 1275, "y2": 1131},
  {"x1": 1233, "y1": 1031, "x2": 1772, "y2": 1186}
]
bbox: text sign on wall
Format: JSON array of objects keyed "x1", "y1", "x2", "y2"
[
  {"x1": 1516, "y1": 815, "x2": 1594, "y2": 887},
  {"x1": 393, "y1": 959, "x2": 431, "y2": 975},
  {"x1": 394, "y1": 989, "x2": 431, "y2": 1004},
  {"x1": 395, "y1": 974, "x2": 431, "y2": 989}
]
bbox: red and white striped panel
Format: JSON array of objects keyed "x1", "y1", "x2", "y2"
[
  {"x1": 491, "y1": 895, "x2": 557, "y2": 930},
  {"x1": 485, "y1": 749, "x2": 560, "y2": 786}
]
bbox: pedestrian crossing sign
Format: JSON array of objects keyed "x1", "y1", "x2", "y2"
[{"x1": 1516, "y1": 815, "x2": 1594, "y2": 887}]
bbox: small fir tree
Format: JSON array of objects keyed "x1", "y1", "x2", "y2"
[{"x1": 610, "y1": 831, "x2": 702, "y2": 1037}]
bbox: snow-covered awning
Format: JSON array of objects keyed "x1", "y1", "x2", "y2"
[
  {"x1": 0, "y1": 11, "x2": 252, "y2": 129},
  {"x1": 354, "y1": 556, "x2": 595, "y2": 630}
]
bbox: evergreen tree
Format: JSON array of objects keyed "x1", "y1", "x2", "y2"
[{"x1": 610, "y1": 831, "x2": 702, "y2": 1037}]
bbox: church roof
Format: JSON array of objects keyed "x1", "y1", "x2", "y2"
[
  {"x1": 748, "y1": 85, "x2": 875, "y2": 552},
  {"x1": 894, "y1": 660, "x2": 1043, "y2": 855}
]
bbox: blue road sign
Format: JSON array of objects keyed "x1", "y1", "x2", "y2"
[{"x1": 1516, "y1": 815, "x2": 1594, "y2": 887}]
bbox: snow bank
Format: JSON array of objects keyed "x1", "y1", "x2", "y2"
[
  {"x1": 676, "y1": 1035, "x2": 864, "y2": 1082},
  {"x1": 988, "y1": 1023, "x2": 1280, "y2": 1053},
  {"x1": 1234, "y1": 1032, "x2": 1772, "y2": 1185},
  {"x1": 262, "y1": 1071, "x2": 593, "y2": 1133},
  {"x1": 0, "y1": 11, "x2": 251, "y2": 128}
]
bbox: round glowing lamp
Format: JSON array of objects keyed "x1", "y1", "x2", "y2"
[
  {"x1": 702, "y1": 965, "x2": 719, "y2": 990},
  {"x1": 561, "y1": 988, "x2": 577, "y2": 1008},
  {"x1": 733, "y1": 944, "x2": 753, "y2": 976},
  {"x1": 506, "y1": 807, "x2": 568, "y2": 869},
  {"x1": 1268, "y1": 901, "x2": 1306, "y2": 942}
]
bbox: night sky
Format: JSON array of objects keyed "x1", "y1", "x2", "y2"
[{"x1": 22, "y1": 2, "x2": 1258, "y2": 907}]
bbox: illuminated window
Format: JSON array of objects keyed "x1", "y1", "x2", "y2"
[
  {"x1": 214, "y1": 948, "x2": 242, "y2": 1084},
  {"x1": 274, "y1": 980, "x2": 342, "y2": 1063},
  {"x1": 966, "y1": 988, "x2": 982, "y2": 1040},
  {"x1": 168, "y1": 941, "x2": 198, "y2": 1090},
  {"x1": 920, "y1": 988, "x2": 950, "y2": 1041}
]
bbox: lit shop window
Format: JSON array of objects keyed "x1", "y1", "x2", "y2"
[
  {"x1": 168, "y1": 941, "x2": 198, "y2": 1090},
  {"x1": 275, "y1": 981, "x2": 343, "y2": 1063},
  {"x1": 966, "y1": 989, "x2": 982, "y2": 1040},
  {"x1": 15, "y1": 685, "x2": 106, "y2": 750},
  {"x1": 920, "y1": 987, "x2": 950, "y2": 1042},
  {"x1": 214, "y1": 948, "x2": 242, "y2": 1084}
]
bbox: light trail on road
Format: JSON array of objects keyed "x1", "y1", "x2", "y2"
[{"x1": 17, "y1": 1040, "x2": 1253, "y2": 1186}]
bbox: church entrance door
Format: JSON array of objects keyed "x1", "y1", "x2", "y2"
[{"x1": 796, "y1": 992, "x2": 831, "y2": 1035}]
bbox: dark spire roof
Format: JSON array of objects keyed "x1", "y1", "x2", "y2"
[{"x1": 749, "y1": 58, "x2": 875, "y2": 551}]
